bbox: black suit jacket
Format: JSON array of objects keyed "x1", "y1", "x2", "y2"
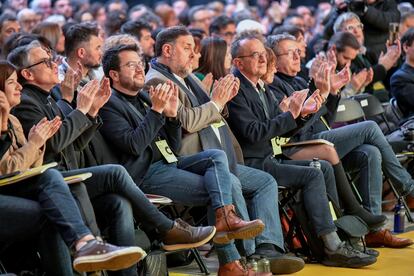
[
  {"x1": 53, "y1": 90, "x2": 118, "y2": 167},
  {"x1": 227, "y1": 69, "x2": 299, "y2": 160},
  {"x1": 269, "y1": 73, "x2": 341, "y2": 141},
  {"x1": 12, "y1": 84, "x2": 98, "y2": 170},
  {"x1": 99, "y1": 89, "x2": 181, "y2": 184},
  {"x1": 390, "y1": 63, "x2": 414, "y2": 118}
]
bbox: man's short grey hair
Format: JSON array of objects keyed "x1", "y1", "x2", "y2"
[
  {"x1": 333, "y1": 12, "x2": 361, "y2": 33},
  {"x1": 7, "y1": 40, "x2": 42, "y2": 70},
  {"x1": 17, "y1": 8, "x2": 36, "y2": 20},
  {"x1": 30, "y1": 0, "x2": 51, "y2": 11},
  {"x1": 266, "y1": 34, "x2": 296, "y2": 55},
  {"x1": 231, "y1": 34, "x2": 263, "y2": 59}
]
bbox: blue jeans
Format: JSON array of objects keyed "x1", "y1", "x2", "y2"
[
  {"x1": 93, "y1": 194, "x2": 137, "y2": 276},
  {"x1": 247, "y1": 157, "x2": 338, "y2": 237},
  {"x1": 314, "y1": 120, "x2": 414, "y2": 214},
  {"x1": 0, "y1": 194, "x2": 72, "y2": 275},
  {"x1": 140, "y1": 149, "x2": 238, "y2": 265},
  {"x1": 0, "y1": 169, "x2": 92, "y2": 248},
  {"x1": 61, "y1": 165, "x2": 174, "y2": 235},
  {"x1": 231, "y1": 164, "x2": 284, "y2": 255}
]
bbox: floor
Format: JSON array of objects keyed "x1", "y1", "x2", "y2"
[{"x1": 169, "y1": 211, "x2": 414, "y2": 276}]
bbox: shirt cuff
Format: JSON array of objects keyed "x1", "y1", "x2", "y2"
[{"x1": 211, "y1": 101, "x2": 222, "y2": 112}]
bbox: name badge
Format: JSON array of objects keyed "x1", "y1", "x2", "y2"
[
  {"x1": 271, "y1": 137, "x2": 290, "y2": 156},
  {"x1": 211, "y1": 120, "x2": 226, "y2": 129},
  {"x1": 155, "y1": 140, "x2": 178, "y2": 163}
]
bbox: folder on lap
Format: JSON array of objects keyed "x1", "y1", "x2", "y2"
[
  {"x1": 64, "y1": 173, "x2": 93, "y2": 185},
  {"x1": 0, "y1": 162, "x2": 58, "y2": 187},
  {"x1": 281, "y1": 139, "x2": 334, "y2": 148}
]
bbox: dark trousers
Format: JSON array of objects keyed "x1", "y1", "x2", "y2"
[{"x1": 247, "y1": 157, "x2": 338, "y2": 236}]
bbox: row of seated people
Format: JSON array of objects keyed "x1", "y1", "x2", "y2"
[{"x1": 1, "y1": 22, "x2": 414, "y2": 276}]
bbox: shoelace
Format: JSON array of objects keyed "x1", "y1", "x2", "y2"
[{"x1": 175, "y1": 219, "x2": 193, "y2": 235}]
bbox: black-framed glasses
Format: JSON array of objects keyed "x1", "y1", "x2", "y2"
[
  {"x1": 120, "y1": 61, "x2": 145, "y2": 71},
  {"x1": 25, "y1": 57, "x2": 54, "y2": 70},
  {"x1": 276, "y1": 48, "x2": 301, "y2": 58},
  {"x1": 237, "y1": 51, "x2": 267, "y2": 60}
]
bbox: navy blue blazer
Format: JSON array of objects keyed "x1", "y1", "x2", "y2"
[
  {"x1": 99, "y1": 89, "x2": 182, "y2": 184},
  {"x1": 227, "y1": 69, "x2": 299, "y2": 160},
  {"x1": 269, "y1": 73, "x2": 340, "y2": 141},
  {"x1": 390, "y1": 63, "x2": 414, "y2": 119}
]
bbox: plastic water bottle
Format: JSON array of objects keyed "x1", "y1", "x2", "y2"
[
  {"x1": 394, "y1": 198, "x2": 405, "y2": 233},
  {"x1": 257, "y1": 258, "x2": 271, "y2": 273},
  {"x1": 309, "y1": 157, "x2": 321, "y2": 170},
  {"x1": 249, "y1": 259, "x2": 258, "y2": 272}
]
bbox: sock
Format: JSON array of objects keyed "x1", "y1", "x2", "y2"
[
  {"x1": 321, "y1": 231, "x2": 342, "y2": 252},
  {"x1": 332, "y1": 163, "x2": 386, "y2": 228}
]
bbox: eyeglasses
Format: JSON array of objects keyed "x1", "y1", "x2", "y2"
[
  {"x1": 25, "y1": 57, "x2": 54, "y2": 70},
  {"x1": 237, "y1": 51, "x2": 267, "y2": 60},
  {"x1": 344, "y1": 23, "x2": 364, "y2": 32},
  {"x1": 121, "y1": 61, "x2": 145, "y2": 70},
  {"x1": 276, "y1": 48, "x2": 301, "y2": 58}
]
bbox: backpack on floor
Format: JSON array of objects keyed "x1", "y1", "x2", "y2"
[{"x1": 281, "y1": 190, "x2": 370, "y2": 263}]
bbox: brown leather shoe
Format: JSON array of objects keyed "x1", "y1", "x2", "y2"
[
  {"x1": 162, "y1": 219, "x2": 216, "y2": 251},
  {"x1": 214, "y1": 204, "x2": 265, "y2": 244},
  {"x1": 218, "y1": 260, "x2": 272, "y2": 276},
  {"x1": 365, "y1": 229, "x2": 414, "y2": 248}
]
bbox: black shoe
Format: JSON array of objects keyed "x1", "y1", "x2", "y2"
[
  {"x1": 322, "y1": 242, "x2": 377, "y2": 268},
  {"x1": 351, "y1": 243, "x2": 380, "y2": 257},
  {"x1": 252, "y1": 243, "x2": 305, "y2": 274}
]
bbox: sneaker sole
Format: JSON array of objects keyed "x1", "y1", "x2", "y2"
[
  {"x1": 269, "y1": 257, "x2": 305, "y2": 274},
  {"x1": 162, "y1": 227, "x2": 216, "y2": 251},
  {"x1": 322, "y1": 256, "x2": 377, "y2": 268},
  {"x1": 213, "y1": 222, "x2": 265, "y2": 244},
  {"x1": 73, "y1": 246, "x2": 146, "y2": 272}
]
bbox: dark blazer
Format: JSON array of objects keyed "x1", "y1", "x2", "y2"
[
  {"x1": 99, "y1": 89, "x2": 181, "y2": 184},
  {"x1": 269, "y1": 73, "x2": 341, "y2": 141},
  {"x1": 12, "y1": 84, "x2": 98, "y2": 170},
  {"x1": 390, "y1": 63, "x2": 414, "y2": 118},
  {"x1": 227, "y1": 69, "x2": 299, "y2": 160},
  {"x1": 53, "y1": 91, "x2": 119, "y2": 167}
]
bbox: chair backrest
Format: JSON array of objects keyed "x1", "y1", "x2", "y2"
[
  {"x1": 353, "y1": 93, "x2": 384, "y2": 118},
  {"x1": 390, "y1": 97, "x2": 404, "y2": 122},
  {"x1": 334, "y1": 98, "x2": 365, "y2": 123}
]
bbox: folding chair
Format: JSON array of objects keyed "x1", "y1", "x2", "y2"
[
  {"x1": 334, "y1": 98, "x2": 365, "y2": 124},
  {"x1": 390, "y1": 98, "x2": 404, "y2": 122},
  {"x1": 353, "y1": 93, "x2": 392, "y2": 133},
  {"x1": 154, "y1": 198, "x2": 210, "y2": 275},
  {"x1": 351, "y1": 96, "x2": 414, "y2": 222}
]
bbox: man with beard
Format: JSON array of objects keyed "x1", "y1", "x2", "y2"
[
  {"x1": 57, "y1": 22, "x2": 104, "y2": 104},
  {"x1": 53, "y1": 22, "x2": 117, "y2": 167}
]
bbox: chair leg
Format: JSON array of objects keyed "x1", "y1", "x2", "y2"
[
  {"x1": 0, "y1": 260, "x2": 6, "y2": 274},
  {"x1": 346, "y1": 172, "x2": 363, "y2": 203},
  {"x1": 387, "y1": 178, "x2": 414, "y2": 223},
  {"x1": 191, "y1": 248, "x2": 210, "y2": 275}
]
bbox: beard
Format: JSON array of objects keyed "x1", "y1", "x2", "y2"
[{"x1": 119, "y1": 76, "x2": 144, "y2": 93}]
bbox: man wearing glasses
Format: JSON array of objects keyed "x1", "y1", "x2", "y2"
[
  {"x1": 9, "y1": 40, "x2": 218, "y2": 276},
  {"x1": 268, "y1": 33, "x2": 414, "y2": 249},
  {"x1": 227, "y1": 34, "x2": 378, "y2": 269},
  {"x1": 333, "y1": 12, "x2": 401, "y2": 98}
]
